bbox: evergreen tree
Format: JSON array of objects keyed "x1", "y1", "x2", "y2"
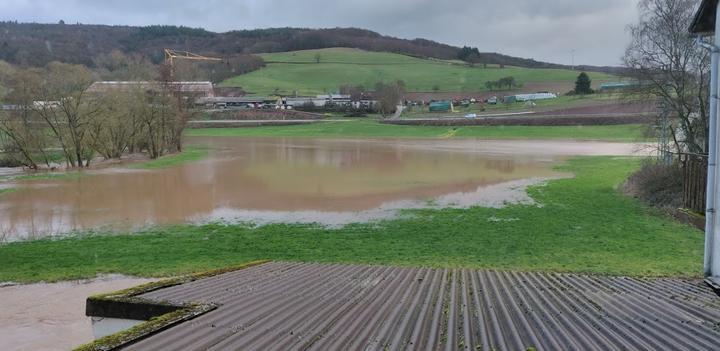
[{"x1": 574, "y1": 72, "x2": 593, "y2": 94}]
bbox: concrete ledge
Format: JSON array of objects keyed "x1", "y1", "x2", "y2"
[{"x1": 76, "y1": 260, "x2": 269, "y2": 351}]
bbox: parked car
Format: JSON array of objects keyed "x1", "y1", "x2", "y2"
[{"x1": 487, "y1": 96, "x2": 498, "y2": 105}]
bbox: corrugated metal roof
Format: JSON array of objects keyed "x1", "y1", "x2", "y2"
[
  {"x1": 195, "y1": 96, "x2": 271, "y2": 104},
  {"x1": 119, "y1": 262, "x2": 720, "y2": 350}
]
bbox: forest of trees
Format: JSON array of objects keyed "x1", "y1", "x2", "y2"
[{"x1": 0, "y1": 22, "x2": 622, "y2": 74}]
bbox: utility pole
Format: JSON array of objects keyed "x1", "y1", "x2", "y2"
[
  {"x1": 658, "y1": 100, "x2": 672, "y2": 165},
  {"x1": 570, "y1": 49, "x2": 576, "y2": 70}
]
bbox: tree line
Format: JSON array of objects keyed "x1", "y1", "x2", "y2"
[
  {"x1": 484, "y1": 77, "x2": 519, "y2": 91},
  {"x1": 0, "y1": 22, "x2": 620, "y2": 74},
  {"x1": 0, "y1": 62, "x2": 189, "y2": 169}
]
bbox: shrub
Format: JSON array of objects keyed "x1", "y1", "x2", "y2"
[{"x1": 624, "y1": 160, "x2": 683, "y2": 210}]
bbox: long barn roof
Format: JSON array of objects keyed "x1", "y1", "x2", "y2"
[
  {"x1": 90, "y1": 262, "x2": 720, "y2": 350},
  {"x1": 87, "y1": 81, "x2": 214, "y2": 96}
]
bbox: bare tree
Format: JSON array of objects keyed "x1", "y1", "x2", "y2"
[
  {"x1": 375, "y1": 80, "x2": 406, "y2": 117},
  {"x1": 87, "y1": 91, "x2": 140, "y2": 159},
  {"x1": 158, "y1": 67, "x2": 191, "y2": 154},
  {"x1": 624, "y1": 0, "x2": 710, "y2": 154},
  {"x1": 0, "y1": 60, "x2": 16, "y2": 100},
  {"x1": 0, "y1": 107, "x2": 48, "y2": 169},
  {"x1": 30, "y1": 62, "x2": 100, "y2": 167},
  {"x1": 339, "y1": 84, "x2": 365, "y2": 101},
  {"x1": 0, "y1": 68, "x2": 53, "y2": 169}
]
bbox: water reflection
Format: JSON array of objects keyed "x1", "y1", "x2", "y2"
[{"x1": 0, "y1": 137, "x2": 565, "y2": 241}]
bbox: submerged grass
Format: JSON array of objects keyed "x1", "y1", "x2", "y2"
[
  {"x1": 0, "y1": 187, "x2": 17, "y2": 196},
  {"x1": 0, "y1": 148, "x2": 208, "y2": 198},
  {"x1": 10, "y1": 171, "x2": 84, "y2": 182},
  {"x1": 186, "y1": 120, "x2": 647, "y2": 142},
  {"x1": 128, "y1": 146, "x2": 208, "y2": 170},
  {"x1": 0, "y1": 156, "x2": 702, "y2": 282}
]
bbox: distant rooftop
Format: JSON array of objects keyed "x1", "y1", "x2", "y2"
[
  {"x1": 195, "y1": 96, "x2": 276, "y2": 104},
  {"x1": 87, "y1": 81, "x2": 215, "y2": 96}
]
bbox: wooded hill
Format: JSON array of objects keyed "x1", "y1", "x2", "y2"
[{"x1": 0, "y1": 22, "x2": 621, "y2": 74}]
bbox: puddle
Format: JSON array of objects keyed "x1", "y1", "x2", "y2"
[{"x1": 0, "y1": 137, "x2": 640, "y2": 241}]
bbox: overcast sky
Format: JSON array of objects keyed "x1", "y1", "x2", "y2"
[{"x1": 1, "y1": 0, "x2": 642, "y2": 66}]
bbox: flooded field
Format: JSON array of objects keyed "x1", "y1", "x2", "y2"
[{"x1": 0, "y1": 137, "x2": 641, "y2": 241}]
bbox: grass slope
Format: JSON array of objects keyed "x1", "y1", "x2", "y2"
[
  {"x1": 221, "y1": 48, "x2": 616, "y2": 95},
  {"x1": 127, "y1": 147, "x2": 208, "y2": 170},
  {"x1": 186, "y1": 120, "x2": 647, "y2": 142},
  {"x1": 0, "y1": 156, "x2": 701, "y2": 283}
]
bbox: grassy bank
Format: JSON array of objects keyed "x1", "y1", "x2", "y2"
[
  {"x1": 128, "y1": 147, "x2": 208, "y2": 170},
  {"x1": 221, "y1": 48, "x2": 615, "y2": 95},
  {"x1": 0, "y1": 147, "x2": 208, "y2": 199},
  {"x1": 0, "y1": 156, "x2": 702, "y2": 283},
  {"x1": 186, "y1": 120, "x2": 647, "y2": 141}
]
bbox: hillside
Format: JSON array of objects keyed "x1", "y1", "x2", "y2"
[
  {"x1": 0, "y1": 22, "x2": 619, "y2": 73},
  {"x1": 220, "y1": 48, "x2": 616, "y2": 95}
]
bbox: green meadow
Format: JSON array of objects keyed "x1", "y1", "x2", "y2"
[{"x1": 221, "y1": 48, "x2": 615, "y2": 95}]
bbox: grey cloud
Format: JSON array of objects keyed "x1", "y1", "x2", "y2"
[{"x1": 0, "y1": 0, "x2": 641, "y2": 66}]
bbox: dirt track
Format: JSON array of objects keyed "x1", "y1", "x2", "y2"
[{"x1": 533, "y1": 100, "x2": 657, "y2": 117}]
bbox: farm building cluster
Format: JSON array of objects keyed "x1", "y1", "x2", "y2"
[
  {"x1": 67, "y1": 80, "x2": 645, "y2": 116},
  {"x1": 196, "y1": 94, "x2": 378, "y2": 110},
  {"x1": 87, "y1": 81, "x2": 380, "y2": 111},
  {"x1": 413, "y1": 92, "x2": 560, "y2": 113}
]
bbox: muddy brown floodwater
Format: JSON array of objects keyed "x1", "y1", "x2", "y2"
[
  {"x1": 0, "y1": 137, "x2": 643, "y2": 241},
  {"x1": 0, "y1": 276, "x2": 157, "y2": 351}
]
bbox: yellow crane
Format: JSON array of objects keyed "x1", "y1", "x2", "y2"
[{"x1": 164, "y1": 49, "x2": 223, "y2": 79}]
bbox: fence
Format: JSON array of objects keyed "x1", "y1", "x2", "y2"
[{"x1": 681, "y1": 154, "x2": 708, "y2": 214}]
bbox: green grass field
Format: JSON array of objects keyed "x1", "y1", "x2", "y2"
[
  {"x1": 0, "y1": 156, "x2": 702, "y2": 283},
  {"x1": 186, "y1": 120, "x2": 648, "y2": 142},
  {"x1": 221, "y1": 48, "x2": 616, "y2": 95}
]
